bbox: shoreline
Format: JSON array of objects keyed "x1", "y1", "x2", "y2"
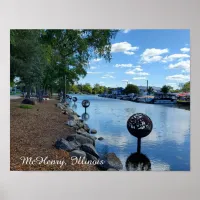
[{"x1": 10, "y1": 98, "x2": 99, "y2": 171}]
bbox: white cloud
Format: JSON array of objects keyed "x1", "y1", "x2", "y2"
[
  {"x1": 122, "y1": 29, "x2": 131, "y2": 33},
  {"x1": 115, "y1": 64, "x2": 133, "y2": 68},
  {"x1": 93, "y1": 58, "x2": 102, "y2": 62},
  {"x1": 134, "y1": 67, "x2": 143, "y2": 72},
  {"x1": 180, "y1": 47, "x2": 190, "y2": 53},
  {"x1": 107, "y1": 72, "x2": 115, "y2": 74},
  {"x1": 125, "y1": 67, "x2": 146, "y2": 75},
  {"x1": 111, "y1": 42, "x2": 139, "y2": 55},
  {"x1": 168, "y1": 60, "x2": 190, "y2": 72},
  {"x1": 90, "y1": 66, "x2": 97, "y2": 70},
  {"x1": 87, "y1": 71, "x2": 102, "y2": 74},
  {"x1": 137, "y1": 72, "x2": 150, "y2": 76},
  {"x1": 125, "y1": 70, "x2": 136, "y2": 75},
  {"x1": 99, "y1": 81, "x2": 104, "y2": 84},
  {"x1": 166, "y1": 74, "x2": 190, "y2": 82},
  {"x1": 133, "y1": 77, "x2": 147, "y2": 80},
  {"x1": 115, "y1": 64, "x2": 141, "y2": 68},
  {"x1": 101, "y1": 74, "x2": 115, "y2": 79},
  {"x1": 122, "y1": 80, "x2": 129, "y2": 82},
  {"x1": 162, "y1": 54, "x2": 190, "y2": 62},
  {"x1": 141, "y1": 48, "x2": 169, "y2": 63}
]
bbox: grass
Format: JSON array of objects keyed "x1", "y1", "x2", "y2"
[{"x1": 19, "y1": 104, "x2": 33, "y2": 109}]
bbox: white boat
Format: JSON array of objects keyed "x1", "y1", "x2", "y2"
[{"x1": 153, "y1": 92, "x2": 177, "y2": 104}]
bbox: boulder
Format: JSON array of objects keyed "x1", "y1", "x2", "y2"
[
  {"x1": 76, "y1": 128, "x2": 88, "y2": 135},
  {"x1": 86, "y1": 153, "x2": 98, "y2": 162},
  {"x1": 98, "y1": 137, "x2": 104, "y2": 141},
  {"x1": 76, "y1": 129, "x2": 96, "y2": 144},
  {"x1": 21, "y1": 98, "x2": 35, "y2": 105},
  {"x1": 105, "y1": 153, "x2": 123, "y2": 170},
  {"x1": 55, "y1": 138, "x2": 80, "y2": 152},
  {"x1": 66, "y1": 134, "x2": 94, "y2": 146},
  {"x1": 66, "y1": 120, "x2": 76, "y2": 127},
  {"x1": 70, "y1": 150, "x2": 86, "y2": 159},
  {"x1": 76, "y1": 121, "x2": 84, "y2": 128},
  {"x1": 81, "y1": 143, "x2": 99, "y2": 158},
  {"x1": 90, "y1": 129, "x2": 97, "y2": 134},
  {"x1": 97, "y1": 153, "x2": 123, "y2": 171},
  {"x1": 83, "y1": 123, "x2": 90, "y2": 133}
]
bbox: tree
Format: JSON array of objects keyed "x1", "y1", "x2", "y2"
[
  {"x1": 70, "y1": 84, "x2": 79, "y2": 93},
  {"x1": 161, "y1": 85, "x2": 171, "y2": 94},
  {"x1": 82, "y1": 83, "x2": 92, "y2": 94},
  {"x1": 11, "y1": 29, "x2": 118, "y2": 100},
  {"x1": 147, "y1": 86, "x2": 154, "y2": 94},
  {"x1": 181, "y1": 81, "x2": 190, "y2": 92},
  {"x1": 41, "y1": 29, "x2": 118, "y2": 99},
  {"x1": 124, "y1": 84, "x2": 139, "y2": 95}
]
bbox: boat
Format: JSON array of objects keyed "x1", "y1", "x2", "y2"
[
  {"x1": 153, "y1": 92, "x2": 177, "y2": 104},
  {"x1": 177, "y1": 93, "x2": 190, "y2": 105}
]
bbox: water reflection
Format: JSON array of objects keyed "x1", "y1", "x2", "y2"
[
  {"x1": 82, "y1": 112, "x2": 90, "y2": 121},
  {"x1": 68, "y1": 95, "x2": 190, "y2": 171},
  {"x1": 126, "y1": 152, "x2": 151, "y2": 171},
  {"x1": 72, "y1": 103, "x2": 77, "y2": 110}
]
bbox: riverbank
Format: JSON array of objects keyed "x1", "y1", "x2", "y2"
[{"x1": 10, "y1": 98, "x2": 98, "y2": 171}]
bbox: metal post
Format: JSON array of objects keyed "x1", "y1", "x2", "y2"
[{"x1": 137, "y1": 138, "x2": 141, "y2": 154}]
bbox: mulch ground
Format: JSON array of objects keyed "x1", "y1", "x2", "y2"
[{"x1": 10, "y1": 98, "x2": 98, "y2": 171}]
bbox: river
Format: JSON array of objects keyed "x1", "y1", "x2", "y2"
[{"x1": 68, "y1": 95, "x2": 190, "y2": 171}]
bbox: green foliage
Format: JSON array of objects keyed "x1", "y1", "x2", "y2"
[
  {"x1": 161, "y1": 85, "x2": 172, "y2": 94},
  {"x1": 82, "y1": 83, "x2": 92, "y2": 94},
  {"x1": 10, "y1": 29, "x2": 118, "y2": 98},
  {"x1": 124, "y1": 84, "x2": 139, "y2": 95},
  {"x1": 181, "y1": 81, "x2": 190, "y2": 92},
  {"x1": 19, "y1": 104, "x2": 33, "y2": 109},
  {"x1": 147, "y1": 86, "x2": 154, "y2": 94}
]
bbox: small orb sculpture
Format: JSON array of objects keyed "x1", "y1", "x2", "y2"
[
  {"x1": 69, "y1": 96, "x2": 72, "y2": 100},
  {"x1": 127, "y1": 113, "x2": 153, "y2": 138},
  {"x1": 66, "y1": 95, "x2": 69, "y2": 99},
  {"x1": 82, "y1": 100, "x2": 90, "y2": 108},
  {"x1": 72, "y1": 97, "x2": 77, "y2": 103}
]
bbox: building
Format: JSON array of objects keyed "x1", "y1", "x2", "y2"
[
  {"x1": 138, "y1": 86, "x2": 161, "y2": 96},
  {"x1": 111, "y1": 87, "x2": 124, "y2": 95}
]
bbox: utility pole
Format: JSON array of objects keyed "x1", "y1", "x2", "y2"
[{"x1": 147, "y1": 80, "x2": 148, "y2": 94}]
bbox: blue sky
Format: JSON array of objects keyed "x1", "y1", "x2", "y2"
[{"x1": 79, "y1": 29, "x2": 190, "y2": 89}]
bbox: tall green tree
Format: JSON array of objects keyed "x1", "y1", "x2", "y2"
[
  {"x1": 161, "y1": 85, "x2": 172, "y2": 94},
  {"x1": 124, "y1": 84, "x2": 139, "y2": 95},
  {"x1": 181, "y1": 81, "x2": 190, "y2": 92}
]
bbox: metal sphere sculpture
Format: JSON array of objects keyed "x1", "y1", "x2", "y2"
[
  {"x1": 69, "y1": 96, "x2": 72, "y2": 100},
  {"x1": 127, "y1": 113, "x2": 153, "y2": 138},
  {"x1": 82, "y1": 100, "x2": 90, "y2": 108},
  {"x1": 72, "y1": 97, "x2": 77, "y2": 103},
  {"x1": 82, "y1": 100, "x2": 90, "y2": 113}
]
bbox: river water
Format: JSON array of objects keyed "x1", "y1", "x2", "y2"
[{"x1": 68, "y1": 95, "x2": 190, "y2": 171}]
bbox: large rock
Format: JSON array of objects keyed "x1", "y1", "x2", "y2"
[
  {"x1": 81, "y1": 143, "x2": 99, "y2": 158},
  {"x1": 98, "y1": 137, "x2": 104, "y2": 141},
  {"x1": 70, "y1": 150, "x2": 86, "y2": 159},
  {"x1": 66, "y1": 120, "x2": 76, "y2": 127},
  {"x1": 76, "y1": 129, "x2": 96, "y2": 144},
  {"x1": 90, "y1": 129, "x2": 97, "y2": 134},
  {"x1": 21, "y1": 98, "x2": 35, "y2": 105},
  {"x1": 83, "y1": 123, "x2": 90, "y2": 133},
  {"x1": 66, "y1": 134, "x2": 94, "y2": 146},
  {"x1": 76, "y1": 121, "x2": 84, "y2": 128},
  {"x1": 55, "y1": 138, "x2": 80, "y2": 152},
  {"x1": 97, "y1": 153, "x2": 123, "y2": 171},
  {"x1": 86, "y1": 153, "x2": 98, "y2": 162}
]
